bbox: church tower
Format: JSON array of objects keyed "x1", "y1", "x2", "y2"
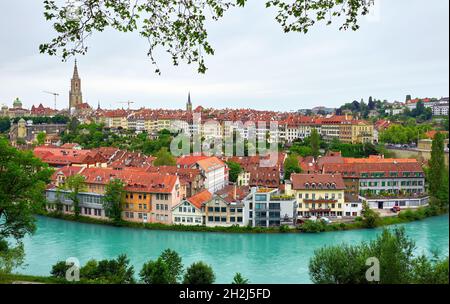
[
  {"x1": 69, "y1": 60, "x2": 83, "y2": 110},
  {"x1": 186, "y1": 92, "x2": 192, "y2": 112}
]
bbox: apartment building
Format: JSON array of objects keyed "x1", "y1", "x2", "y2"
[
  {"x1": 45, "y1": 166, "x2": 181, "y2": 224},
  {"x1": 286, "y1": 173, "x2": 346, "y2": 219},
  {"x1": 177, "y1": 155, "x2": 227, "y2": 193},
  {"x1": 323, "y1": 159, "x2": 428, "y2": 210},
  {"x1": 172, "y1": 189, "x2": 212, "y2": 225},
  {"x1": 203, "y1": 185, "x2": 249, "y2": 227},
  {"x1": 243, "y1": 188, "x2": 297, "y2": 227}
]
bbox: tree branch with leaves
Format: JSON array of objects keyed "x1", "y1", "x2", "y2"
[{"x1": 40, "y1": 0, "x2": 374, "y2": 74}]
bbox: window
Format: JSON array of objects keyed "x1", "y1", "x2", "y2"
[
  {"x1": 208, "y1": 207, "x2": 213, "y2": 212},
  {"x1": 269, "y1": 203, "x2": 280, "y2": 210},
  {"x1": 255, "y1": 194, "x2": 267, "y2": 201},
  {"x1": 221, "y1": 207, "x2": 227, "y2": 213},
  {"x1": 255, "y1": 203, "x2": 265, "y2": 210},
  {"x1": 208, "y1": 216, "x2": 213, "y2": 222},
  {"x1": 214, "y1": 207, "x2": 220, "y2": 212},
  {"x1": 237, "y1": 208, "x2": 243, "y2": 213}
]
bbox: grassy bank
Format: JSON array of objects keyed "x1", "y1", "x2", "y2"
[
  {"x1": 0, "y1": 273, "x2": 64, "y2": 284},
  {"x1": 38, "y1": 204, "x2": 448, "y2": 234}
]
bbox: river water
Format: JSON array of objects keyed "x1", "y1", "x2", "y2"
[{"x1": 17, "y1": 215, "x2": 449, "y2": 283}]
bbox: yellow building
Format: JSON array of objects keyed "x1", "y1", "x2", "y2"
[
  {"x1": 351, "y1": 121, "x2": 374, "y2": 144},
  {"x1": 286, "y1": 173, "x2": 346, "y2": 218}
]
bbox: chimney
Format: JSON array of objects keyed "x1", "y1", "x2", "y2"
[{"x1": 233, "y1": 183, "x2": 237, "y2": 200}]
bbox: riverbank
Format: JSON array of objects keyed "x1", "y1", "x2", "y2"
[
  {"x1": 0, "y1": 273, "x2": 62, "y2": 284},
  {"x1": 38, "y1": 204, "x2": 449, "y2": 234}
]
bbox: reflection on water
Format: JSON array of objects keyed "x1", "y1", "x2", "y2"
[{"x1": 20, "y1": 215, "x2": 449, "y2": 283}]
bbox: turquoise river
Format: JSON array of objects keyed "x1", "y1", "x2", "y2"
[{"x1": 17, "y1": 215, "x2": 449, "y2": 283}]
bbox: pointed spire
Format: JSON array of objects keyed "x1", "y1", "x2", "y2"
[
  {"x1": 73, "y1": 59, "x2": 79, "y2": 79},
  {"x1": 97, "y1": 100, "x2": 101, "y2": 110},
  {"x1": 186, "y1": 91, "x2": 192, "y2": 112}
]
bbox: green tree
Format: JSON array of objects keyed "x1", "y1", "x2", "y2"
[
  {"x1": 232, "y1": 272, "x2": 249, "y2": 284},
  {"x1": 0, "y1": 240, "x2": 25, "y2": 274},
  {"x1": 80, "y1": 254, "x2": 135, "y2": 284},
  {"x1": 428, "y1": 133, "x2": 446, "y2": 196},
  {"x1": 309, "y1": 227, "x2": 448, "y2": 284},
  {"x1": 411, "y1": 255, "x2": 449, "y2": 284},
  {"x1": 62, "y1": 174, "x2": 87, "y2": 218},
  {"x1": 50, "y1": 260, "x2": 71, "y2": 279},
  {"x1": 310, "y1": 129, "x2": 320, "y2": 158},
  {"x1": 289, "y1": 143, "x2": 313, "y2": 157},
  {"x1": 0, "y1": 118, "x2": 11, "y2": 134},
  {"x1": 160, "y1": 249, "x2": 183, "y2": 284},
  {"x1": 284, "y1": 153, "x2": 301, "y2": 180},
  {"x1": 154, "y1": 147, "x2": 176, "y2": 166},
  {"x1": 226, "y1": 161, "x2": 243, "y2": 183},
  {"x1": 41, "y1": 1, "x2": 373, "y2": 74},
  {"x1": 0, "y1": 138, "x2": 52, "y2": 273},
  {"x1": 361, "y1": 202, "x2": 379, "y2": 228},
  {"x1": 103, "y1": 179, "x2": 125, "y2": 225},
  {"x1": 140, "y1": 258, "x2": 171, "y2": 284},
  {"x1": 183, "y1": 261, "x2": 216, "y2": 284},
  {"x1": 36, "y1": 132, "x2": 47, "y2": 145}
]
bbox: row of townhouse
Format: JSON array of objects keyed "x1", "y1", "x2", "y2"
[
  {"x1": 46, "y1": 166, "x2": 181, "y2": 224},
  {"x1": 45, "y1": 163, "x2": 429, "y2": 228},
  {"x1": 91, "y1": 107, "x2": 374, "y2": 145},
  {"x1": 171, "y1": 186, "x2": 298, "y2": 228},
  {"x1": 321, "y1": 156, "x2": 428, "y2": 210},
  {"x1": 405, "y1": 97, "x2": 449, "y2": 116}
]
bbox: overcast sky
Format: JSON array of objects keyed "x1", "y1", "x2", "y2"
[{"x1": 0, "y1": 0, "x2": 448, "y2": 111}]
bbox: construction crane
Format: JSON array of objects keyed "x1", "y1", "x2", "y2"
[
  {"x1": 118, "y1": 101, "x2": 135, "y2": 109},
  {"x1": 43, "y1": 91, "x2": 60, "y2": 110}
]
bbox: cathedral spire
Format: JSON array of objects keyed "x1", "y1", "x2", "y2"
[
  {"x1": 73, "y1": 59, "x2": 79, "y2": 79},
  {"x1": 186, "y1": 92, "x2": 192, "y2": 112},
  {"x1": 69, "y1": 60, "x2": 83, "y2": 111}
]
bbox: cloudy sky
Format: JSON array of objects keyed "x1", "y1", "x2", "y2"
[{"x1": 0, "y1": 0, "x2": 448, "y2": 111}]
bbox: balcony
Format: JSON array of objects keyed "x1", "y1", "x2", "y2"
[
  {"x1": 270, "y1": 195, "x2": 295, "y2": 201},
  {"x1": 303, "y1": 199, "x2": 337, "y2": 204}
]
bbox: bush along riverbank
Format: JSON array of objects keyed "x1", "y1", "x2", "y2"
[{"x1": 37, "y1": 198, "x2": 448, "y2": 234}]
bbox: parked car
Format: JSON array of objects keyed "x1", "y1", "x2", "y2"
[
  {"x1": 320, "y1": 217, "x2": 332, "y2": 224},
  {"x1": 391, "y1": 206, "x2": 401, "y2": 213}
]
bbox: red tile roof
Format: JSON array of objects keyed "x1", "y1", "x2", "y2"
[
  {"x1": 215, "y1": 185, "x2": 250, "y2": 203},
  {"x1": 291, "y1": 174, "x2": 346, "y2": 190},
  {"x1": 81, "y1": 167, "x2": 178, "y2": 193},
  {"x1": 176, "y1": 155, "x2": 209, "y2": 167},
  {"x1": 187, "y1": 190, "x2": 212, "y2": 209},
  {"x1": 323, "y1": 161, "x2": 424, "y2": 178}
]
